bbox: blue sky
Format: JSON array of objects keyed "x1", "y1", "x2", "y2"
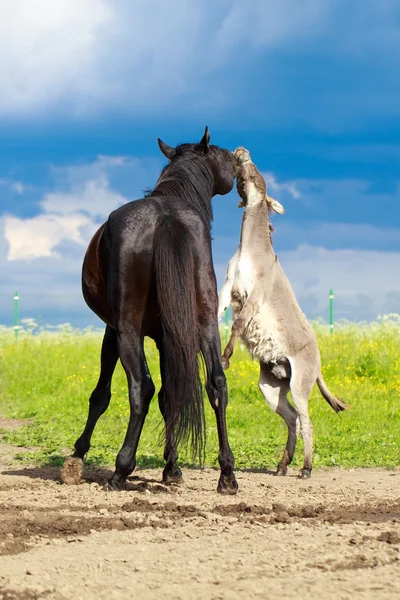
[{"x1": 1, "y1": 0, "x2": 400, "y2": 327}]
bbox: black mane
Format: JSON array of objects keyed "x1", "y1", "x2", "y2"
[{"x1": 146, "y1": 144, "x2": 214, "y2": 223}]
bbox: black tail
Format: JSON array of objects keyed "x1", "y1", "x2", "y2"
[
  {"x1": 316, "y1": 374, "x2": 349, "y2": 413},
  {"x1": 154, "y1": 218, "x2": 205, "y2": 464}
]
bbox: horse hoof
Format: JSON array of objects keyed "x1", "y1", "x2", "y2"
[
  {"x1": 162, "y1": 466, "x2": 183, "y2": 485},
  {"x1": 299, "y1": 468, "x2": 312, "y2": 479},
  {"x1": 61, "y1": 456, "x2": 84, "y2": 485},
  {"x1": 275, "y1": 465, "x2": 288, "y2": 477},
  {"x1": 105, "y1": 478, "x2": 126, "y2": 491},
  {"x1": 217, "y1": 473, "x2": 238, "y2": 495},
  {"x1": 221, "y1": 356, "x2": 230, "y2": 371}
]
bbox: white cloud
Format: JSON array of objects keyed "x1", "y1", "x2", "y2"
[
  {"x1": 274, "y1": 221, "x2": 400, "y2": 252},
  {"x1": 4, "y1": 213, "x2": 93, "y2": 260},
  {"x1": 0, "y1": 0, "x2": 111, "y2": 116},
  {"x1": 0, "y1": 0, "x2": 217, "y2": 116},
  {"x1": 41, "y1": 175, "x2": 127, "y2": 218},
  {"x1": 1, "y1": 154, "x2": 159, "y2": 261},
  {"x1": 280, "y1": 245, "x2": 400, "y2": 321},
  {"x1": 0, "y1": 216, "x2": 95, "y2": 327},
  {"x1": 280, "y1": 245, "x2": 400, "y2": 296},
  {"x1": 0, "y1": 178, "x2": 26, "y2": 194},
  {"x1": 2, "y1": 0, "x2": 397, "y2": 121},
  {"x1": 254, "y1": 175, "x2": 400, "y2": 225},
  {"x1": 264, "y1": 172, "x2": 301, "y2": 199},
  {"x1": 12, "y1": 182, "x2": 24, "y2": 195},
  {"x1": 215, "y1": 0, "x2": 329, "y2": 55}
]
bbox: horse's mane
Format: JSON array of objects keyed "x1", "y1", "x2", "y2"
[{"x1": 146, "y1": 144, "x2": 214, "y2": 223}]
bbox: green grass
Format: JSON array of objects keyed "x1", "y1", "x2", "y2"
[{"x1": 0, "y1": 317, "x2": 399, "y2": 470}]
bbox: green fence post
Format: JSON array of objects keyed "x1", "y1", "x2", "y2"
[
  {"x1": 14, "y1": 290, "x2": 19, "y2": 342},
  {"x1": 329, "y1": 289, "x2": 334, "y2": 334},
  {"x1": 225, "y1": 307, "x2": 229, "y2": 345}
]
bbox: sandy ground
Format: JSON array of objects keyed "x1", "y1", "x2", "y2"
[{"x1": 0, "y1": 445, "x2": 399, "y2": 600}]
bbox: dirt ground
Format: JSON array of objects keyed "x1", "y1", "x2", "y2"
[{"x1": 0, "y1": 447, "x2": 399, "y2": 600}]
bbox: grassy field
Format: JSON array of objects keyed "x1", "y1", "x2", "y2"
[{"x1": 0, "y1": 318, "x2": 399, "y2": 470}]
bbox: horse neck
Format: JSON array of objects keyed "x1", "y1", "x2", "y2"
[{"x1": 153, "y1": 161, "x2": 214, "y2": 224}]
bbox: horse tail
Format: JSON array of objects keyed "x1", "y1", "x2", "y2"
[
  {"x1": 316, "y1": 374, "x2": 349, "y2": 413},
  {"x1": 154, "y1": 218, "x2": 205, "y2": 464}
]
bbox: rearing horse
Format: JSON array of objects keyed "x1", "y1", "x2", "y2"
[{"x1": 61, "y1": 128, "x2": 238, "y2": 494}]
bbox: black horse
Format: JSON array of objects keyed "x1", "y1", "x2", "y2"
[{"x1": 61, "y1": 128, "x2": 238, "y2": 494}]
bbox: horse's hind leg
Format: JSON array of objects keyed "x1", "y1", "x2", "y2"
[
  {"x1": 156, "y1": 343, "x2": 182, "y2": 484},
  {"x1": 201, "y1": 323, "x2": 238, "y2": 495},
  {"x1": 61, "y1": 325, "x2": 119, "y2": 485},
  {"x1": 158, "y1": 385, "x2": 182, "y2": 484},
  {"x1": 108, "y1": 331, "x2": 155, "y2": 491},
  {"x1": 258, "y1": 362, "x2": 299, "y2": 476}
]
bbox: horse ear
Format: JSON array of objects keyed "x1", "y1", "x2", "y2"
[
  {"x1": 157, "y1": 138, "x2": 175, "y2": 160},
  {"x1": 199, "y1": 126, "x2": 210, "y2": 152}
]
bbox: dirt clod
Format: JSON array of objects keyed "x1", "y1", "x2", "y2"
[{"x1": 60, "y1": 456, "x2": 84, "y2": 485}]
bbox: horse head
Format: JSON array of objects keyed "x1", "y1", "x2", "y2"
[{"x1": 157, "y1": 127, "x2": 237, "y2": 197}]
